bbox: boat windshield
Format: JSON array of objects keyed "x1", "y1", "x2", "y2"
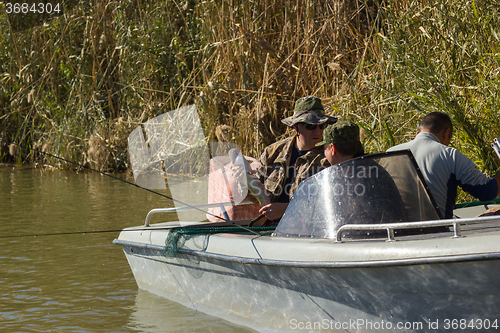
[{"x1": 273, "y1": 150, "x2": 441, "y2": 239}]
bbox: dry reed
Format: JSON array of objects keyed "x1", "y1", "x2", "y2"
[{"x1": 1, "y1": 0, "x2": 499, "y2": 205}]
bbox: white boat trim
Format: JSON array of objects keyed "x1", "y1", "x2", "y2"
[
  {"x1": 336, "y1": 214, "x2": 500, "y2": 241},
  {"x1": 113, "y1": 235, "x2": 500, "y2": 269},
  {"x1": 115, "y1": 213, "x2": 500, "y2": 271}
]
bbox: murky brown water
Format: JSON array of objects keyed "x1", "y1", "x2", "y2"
[{"x1": 0, "y1": 166, "x2": 254, "y2": 332}]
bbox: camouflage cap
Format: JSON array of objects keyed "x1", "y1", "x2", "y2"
[
  {"x1": 281, "y1": 96, "x2": 338, "y2": 127},
  {"x1": 316, "y1": 121, "x2": 360, "y2": 146}
]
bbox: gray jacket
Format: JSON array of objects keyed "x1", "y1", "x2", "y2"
[{"x1": 387, "y1": 132, "x2": 498, "y2": 218}]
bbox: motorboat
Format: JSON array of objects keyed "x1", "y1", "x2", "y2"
[{"x1": 114, "y1": 141, "x2": 500, "y2": 332}]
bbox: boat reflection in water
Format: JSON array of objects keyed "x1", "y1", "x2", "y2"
[
  {"x1": 115, "y1": 149, "x2": 500, "y2": 333},
  {"x1": 128, "y1": 289, "x2": 254, "y2": 332}
]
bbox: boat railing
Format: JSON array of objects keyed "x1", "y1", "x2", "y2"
[
  {"x1": 336, "y1": 214, "x2": 500, "y2": 242},
  {"x1": 144, "y1": 200, "x2": 253, "y2": 226}
]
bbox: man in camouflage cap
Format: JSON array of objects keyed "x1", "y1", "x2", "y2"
[
  {"x1": 257, "y1": 96, "x2": 337, "y2": 222},
  {"x1": 317, "y1": 121, "x2": 364, "y2": 165}
]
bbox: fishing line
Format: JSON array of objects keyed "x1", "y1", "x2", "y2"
[
  {"x1": 0, "y1": 224, "x2": 273, "y2": 239},
  {"x1": 0, "y1": 229, "x2": 128, "y2": 238},
  {"x1": 0, "y1": 226, "x2": 216, "y2": 238},
  {"x1": 0, "y1": 214, "x2": 268, "y2": 239},
  {"x1": 2, "y1": 140, "x2": 262, "y2": 236}
]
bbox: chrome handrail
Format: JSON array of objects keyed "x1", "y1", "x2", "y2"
[
  {"x1": 144, "y1": 200, "x2": 253, "y2": 226},
  {"x1": 335, "y1": 215, "x2": 500, "y2": 242}
]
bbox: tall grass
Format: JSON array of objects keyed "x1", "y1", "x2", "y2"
[
  {"x1": 1, "y1": 0, "x2": 500, "y2": 203},
  {"x1": 372, "y1": 0, "x2": 500, "y2": 170},
  {"x1": 0, "y1": 0, "x2": 373, "y2": 170},
  {"x1": 340, "y1": 0, "x2": 500, "y2": 201}
]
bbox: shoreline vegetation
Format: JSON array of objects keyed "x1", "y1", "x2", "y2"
[{"x1": 1, "y1": 0, "x2": 500, "y2": 202}]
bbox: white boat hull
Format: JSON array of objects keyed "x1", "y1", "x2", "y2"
[{"x1": 115, "y1": 220, "x2": 500, "y2": 333}]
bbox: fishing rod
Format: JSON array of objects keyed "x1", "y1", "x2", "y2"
[
  {"x1": 0, "y1": 222, "x2": 273, "y2": 239},
  {"x1": 2, "y1": 140, "x2": 263, "y2": 236},
  {"x1": 0, "y1": 229, "x2": 127, "y2": 239}
]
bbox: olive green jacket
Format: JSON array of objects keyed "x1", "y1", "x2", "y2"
[{"x1": 257, "y1": 136, "x2": 329, "y2": 202}]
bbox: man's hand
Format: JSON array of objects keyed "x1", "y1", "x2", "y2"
[{"x1": 259, "y1": 203, "x2": 288, "y2": 221}]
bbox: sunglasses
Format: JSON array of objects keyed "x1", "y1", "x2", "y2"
[{"x1": 301, "y1": 123, "x2": 328, "y2": 130}]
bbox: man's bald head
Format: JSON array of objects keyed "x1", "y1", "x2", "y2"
[
  {"x1": 418, "y1": 112, "x2": 452, "y2": 134},
  {"x1": 418, "y1": 112, "x2": 453, "y2": 146}
]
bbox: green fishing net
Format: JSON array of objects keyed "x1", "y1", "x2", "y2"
[{"x1": 164, "y1": 226, "x2": 276, "y2": 257}]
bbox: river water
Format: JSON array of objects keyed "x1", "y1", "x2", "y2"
[{"x1": 0, "y1": 166, "x2": 255, "y2": 332}]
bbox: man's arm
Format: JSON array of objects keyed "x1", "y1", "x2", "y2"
[
  {"x1": 492, "y1": 138, "x2": 500, "y2": 197},
  {"x1": 494, "y1": 173, "x2": 500, "y2": 197},
  {"x1": 256, "y1": 148, "x2": 270, "y2": 184},
  {"x1": 453, "y1": 149, "x2": 498, "y2": 201}
]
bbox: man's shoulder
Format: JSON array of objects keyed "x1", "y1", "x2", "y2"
[
  {"x1": 262, "y1": 137, "x2": 293, "y2": 155},
  {"x1": 303, "y1": 146, "x2": 326, "y2": 160},
  {"x1": 387, "y1": 133, "x2": 442, "y2": 153},
  {"x1": 264, "y1": 137, "x2": 293, "y2": 150},
  {"x1": 386, "y1": 137, "x2": 422, "y2": 153},
  {"x1": 259, "y1": 136, "x2": 294, "y2": 163},
  {"x1": 387, "y1": 141, "x2": 411, "y2": 152},
  {"x1": 388, "y1": 136, "x2": 472, "y2": 169}
]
